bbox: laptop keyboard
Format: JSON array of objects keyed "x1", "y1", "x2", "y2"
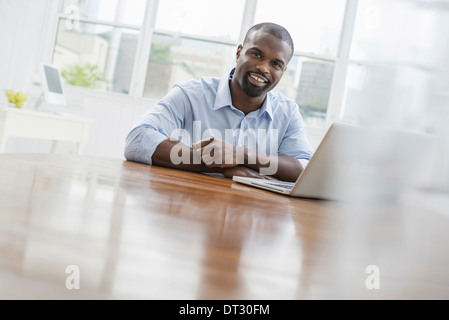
[{"x1": 265, "y1": 182, "x2": 295, "y2": 190}]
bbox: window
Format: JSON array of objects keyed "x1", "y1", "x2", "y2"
[
  {"x1": 63, "y1": 0, "x2": 146, "y2": 26},
  {"x1": 154, "y1": 0, "x2": 244, "y2": 41},
  {"x1": 52, "y1": 0, "x2": 350, "y2": 129},
  {"x1": 53, "y1": 19, "x2": 140, "y2": 93},
  {"x1": 143, "y1": 33, "x2": 236, "y2": 100},
  {"x1": 255, "y1": 0, "x2": 346, "y2": 56},
  {"x1": 255, "y1": 0, "x2": 346, "y2": 128},
  {"x1": 342, "y1": 0, "x2": 438, "y2": 125},
  {"x1": 54, "y1": 0, "x2": 146, "y2": 94}
]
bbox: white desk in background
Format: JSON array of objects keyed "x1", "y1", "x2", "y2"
[{"x1": 0, "y1": 104, "x2": 92, "y2": 154}]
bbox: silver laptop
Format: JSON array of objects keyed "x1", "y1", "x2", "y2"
[{"x1": 233, "y1": 121, "x2": 433, "y2": 201}]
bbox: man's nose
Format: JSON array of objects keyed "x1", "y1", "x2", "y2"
[{"x1": 256, "y1": 62, "x2": 269, "y2": 74}]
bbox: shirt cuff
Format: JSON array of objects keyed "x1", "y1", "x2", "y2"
[
  {"x1": 140, "y1": 130, "x2": 169, "y2": 165},
  {"x1": 125, "y1": 127, "x2": 168, "y2": 165}
]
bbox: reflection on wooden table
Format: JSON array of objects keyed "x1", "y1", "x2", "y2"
[{"x1": 0, "y1": 154, "x2": 448, "y2": 299}]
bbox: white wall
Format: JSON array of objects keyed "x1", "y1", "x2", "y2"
[
  {"x1": 67, "y1": 89, "x2": 157, "y2": 159},
  {"x1": 0, "y1": 0, "x2": 58, "y2": 93}
]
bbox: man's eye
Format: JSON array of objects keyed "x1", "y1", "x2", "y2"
[
  {"x1": 273, "y1": 62, "x2": 282, "y2": 69},
  {"x1": 251, "y1": 51, "x2": 261, "y2": 58}
]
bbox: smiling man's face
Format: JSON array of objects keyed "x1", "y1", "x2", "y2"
[{"x1": 233, "y1": 30, "x2": 292, "y2": 98}]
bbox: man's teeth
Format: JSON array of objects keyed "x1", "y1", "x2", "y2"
[{"x1": 250, "y1": 74, "x2": 266, "y2": 83}]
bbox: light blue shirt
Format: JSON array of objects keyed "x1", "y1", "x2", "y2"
[{"x1": 125, "y1": 69, "x2": 314, "y2": 168}]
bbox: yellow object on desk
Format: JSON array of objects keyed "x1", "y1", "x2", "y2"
[{"x1": 5, "y1": 89, "x2": 28, "y2": 108}]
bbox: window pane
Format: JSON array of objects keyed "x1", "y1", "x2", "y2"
[
  {"x1": 341, "y1": 63, "x2": 370, "y2": 122},
  {"x1": 155, "y1": 0, "x2": 245, "y2": 41},
  {"x1": 288, "y1": 57, "x2": 334, "y2": 128},
  {"x1": 274, "y1": 56, "x2": 334, "y2": 129},
  {"x1": 52, "y1": 19, "x2": 139, "y2": 94},
  {"x1": 254, "y1": 0, "x2": 346, "y2": 57},
  {"x1": 342, "y1": 63, "x2": 431, "y2": 125},
  {"x1": 62, "y1": 0, "x2": 147, "y2": 26},
  {"x1": 143, "y1": 34, "x2": 236, "y2": 99},
  {"x1": 350, "y1": 0, "x2": 438, "y2": 64}
]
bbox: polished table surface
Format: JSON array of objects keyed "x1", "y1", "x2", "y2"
[{"x1": 0, "y1": 154, "x2": 448, "y2": 300}]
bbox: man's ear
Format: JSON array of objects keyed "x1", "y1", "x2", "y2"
[{"x1": 236, "y1": 44, "x2": 243, "y2": 61}]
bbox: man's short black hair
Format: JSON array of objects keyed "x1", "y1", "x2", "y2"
[{"x1": 243, "y1": 22, "x2": 295, "y2": 60}]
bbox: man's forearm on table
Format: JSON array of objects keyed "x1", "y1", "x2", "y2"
[
  {"x1": 241, "y1": 147, "x2": 303, "y2": 182},
  {"x1": 151, "y1": 139, "x2": 225, "y2": 174}
]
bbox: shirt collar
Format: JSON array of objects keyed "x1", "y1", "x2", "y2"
[
  {"x1": 213, "y1": 69, "x2": 274, "y2": 120},
  {"x1": 259, "y1": 93, "x2": 274, "y2": 120},
  {"x1": 213, "y1": 70, "x2": 233, "y2": 111}
]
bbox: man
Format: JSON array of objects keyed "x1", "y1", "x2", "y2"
[{"x1": 125, "y1": 23, "x2": 313, "y2": 182}]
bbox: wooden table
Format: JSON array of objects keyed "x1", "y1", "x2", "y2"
[{"x1": 0, "y1": 154, "x2": 448, "y2": 300}]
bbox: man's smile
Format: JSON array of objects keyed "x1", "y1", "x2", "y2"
[{"x1": 248, "y1": 72, "x2": 269, "y2": 86}]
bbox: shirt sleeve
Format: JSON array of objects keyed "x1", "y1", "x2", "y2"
[
  {"x1": 277, "y1": 104, "x2": 314, "y2": 167},
  {"x1": 124, "y1": 86, "x2": 188, "y2": 165}
]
